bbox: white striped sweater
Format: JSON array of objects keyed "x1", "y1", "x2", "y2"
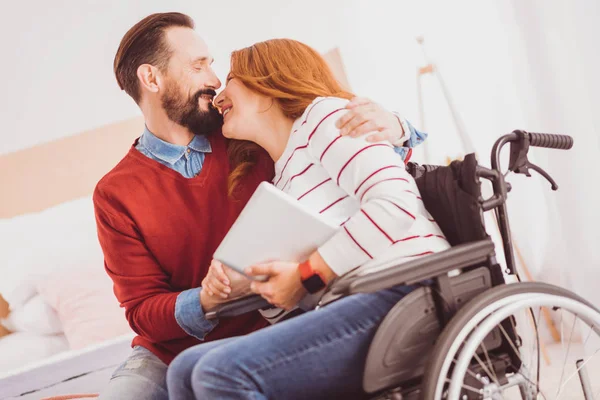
[{"x1": 273, "y1": 97, "x2": 450, "y2": 277}]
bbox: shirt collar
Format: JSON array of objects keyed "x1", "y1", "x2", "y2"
[{"x1": 139, "y1": 126, "x2": 212, "y2": 165}]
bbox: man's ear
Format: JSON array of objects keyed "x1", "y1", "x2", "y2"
[{"x1": 136, "y1": 64, "x2": 160, "y2": 94}]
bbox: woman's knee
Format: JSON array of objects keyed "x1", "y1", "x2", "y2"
[{"x1": 190, "y1": 345, "x2": 254, "y2": 394}]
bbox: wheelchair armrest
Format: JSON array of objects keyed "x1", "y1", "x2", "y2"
[
  {"x1": 331, "y1": 239, "x2": 495, "y2": 296},
  {"x1": 205, "y1": 294, "x2": 272, "y2": 320}
]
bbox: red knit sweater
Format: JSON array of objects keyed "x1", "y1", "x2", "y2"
[{"x1": 93, "y1": 132, "x2": 272, "y2": 364}]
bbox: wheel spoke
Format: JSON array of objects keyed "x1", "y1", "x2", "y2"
[
  {"x1": 556, "y1": 316, "x2": 576, "y2": 399},
  {"x1": 473, "y1": 351, "x2": 501, "y2": 387},
  {"x1": 444, "y1": 378, "x2": 482, "y2": 395},
  {"x1": 556, "y1": 346, "x2": 600, "y2": 399},
  {"x1": 526, "y1": 306, "x2": 543, "y2": 392},
  {"x1": 499, "y1": 322, "x2": 522, "y2": 363},
  {"x1": 583, "y1": 324, "x2": 595, "y2": 347}
]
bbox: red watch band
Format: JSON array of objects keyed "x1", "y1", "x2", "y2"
[{"x1": 299, "y1": 260, "x2": 327, "y2": 284}]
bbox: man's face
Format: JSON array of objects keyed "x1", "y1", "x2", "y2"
[{"x1": 160, "y1": 27, "x2": 223, "y2": 136}]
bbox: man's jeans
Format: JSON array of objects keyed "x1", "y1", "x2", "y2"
[
  {"x1": 98, "y1": 346, "x2": 168, "y2": 400},
  {"x1": 167, "y1": 284, "x2": 415, "y2": 400}
]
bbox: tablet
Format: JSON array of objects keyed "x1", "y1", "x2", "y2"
[{"x1": 213, "y1": 182, "x2": 339, "y2": 281}]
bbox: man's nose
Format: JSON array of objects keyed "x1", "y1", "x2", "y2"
[
  {"x1": 214, "y1": 91, "x2": 225, "y2": 108},
  {"x1": 206, "y1": 66, "x2": 222, "y2": 90}
]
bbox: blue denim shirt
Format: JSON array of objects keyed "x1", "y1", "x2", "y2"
[{"x1": 136, "y1": 122, "x2": 427, "y2": 340}]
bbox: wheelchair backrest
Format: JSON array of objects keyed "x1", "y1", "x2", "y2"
[{"x1": 407, "y1": 153, "x2": 489, "y2": 246}]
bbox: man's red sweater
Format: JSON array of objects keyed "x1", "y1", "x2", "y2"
[{"x1": 93, "y1": 132, "x2": 272, "y2": 364}]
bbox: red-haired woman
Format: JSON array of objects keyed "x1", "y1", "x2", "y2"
[{"x1": 167, "y1": 39, "x2": 448, "y2": 400}]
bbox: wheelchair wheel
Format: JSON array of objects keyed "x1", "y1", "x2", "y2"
[{"x1": 421, "y1": 282, "x2": 600, "y2": 399}]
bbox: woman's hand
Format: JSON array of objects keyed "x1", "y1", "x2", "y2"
[
  {"x1": 337, "y1": 97, "x2": 406, "y2": 144},
  {"x1": 245, "y1": 262, "x2": 307, "y2": 310}
]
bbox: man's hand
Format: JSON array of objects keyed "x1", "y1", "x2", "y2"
[
  {"x1": 202, "y1": 260, "x2": 232, "y2": 299},
  {"x1": 245, "y1": 262, "x2": 307, "y2": 310},
  {"x1": 336, "y1": 97, "x2": 406, "y2": 144},
  {"x1": 200, "y1": 260, "x2": 253, "y2": 312}
]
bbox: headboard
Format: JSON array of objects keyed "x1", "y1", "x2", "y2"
[{"x1": 0, "y1": 48, "x2": 350, "y2": 219}]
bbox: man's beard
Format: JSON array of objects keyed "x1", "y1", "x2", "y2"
[{"x1": 161, "y1": 80, "x2": 223, "y2": 136}]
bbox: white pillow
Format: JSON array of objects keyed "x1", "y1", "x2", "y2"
[
  {"x1": 0, "y1": 196, "x2": 104, "y2": 309},
  {"x1": 1, "y1": 295, "x2": 63, "y2": 335}
]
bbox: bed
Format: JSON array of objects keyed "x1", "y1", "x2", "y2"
[{"x1": 0, "y1": 114, "x2": 143, "y2": 398}]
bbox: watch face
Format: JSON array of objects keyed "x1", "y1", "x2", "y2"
[{"x1": 303, "y1": 274, "x2": 326, "y2": 294}]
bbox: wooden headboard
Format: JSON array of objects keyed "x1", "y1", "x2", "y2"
[
  {"x1": 0, "y1": 117, "x2": 144, "y2": 219},
  {"x1": 0, "y1": 48, "x2": 350, "y2": 219}
]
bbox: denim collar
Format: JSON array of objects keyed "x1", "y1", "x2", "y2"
[{"x1": 139, "y1": 126, "x2": 212, "y2": 165}]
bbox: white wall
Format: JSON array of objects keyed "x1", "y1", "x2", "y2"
[
  {"x1": 4, "y1": 1, "x2": 599, "y2": 301},
  {"x1": 0, "y1": 0, "x2": 394, "y2": 155}
]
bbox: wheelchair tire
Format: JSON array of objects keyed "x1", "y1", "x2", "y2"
[{"x1": 421, "y1": 281, "x2": 600, "y2": 399}]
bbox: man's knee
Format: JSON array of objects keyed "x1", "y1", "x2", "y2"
[{"x1": 99, "y1": 347, "x2": 168, "y2": 400}]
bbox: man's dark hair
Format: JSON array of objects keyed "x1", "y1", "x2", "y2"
[{"x1": 114, "y1": 12, "x2": 194, "y2": 103}]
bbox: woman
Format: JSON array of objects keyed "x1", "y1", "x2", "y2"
[{"x1": 167, "y1": 39, "x2": 450, "y2": 399}]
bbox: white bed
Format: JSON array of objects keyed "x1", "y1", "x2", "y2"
[
  {"x1": 0, "y1": 333, "x2": 134, "y2": 399},
  {"x1": 0, "y1": 196, "x2": 134, "y2": 399}
]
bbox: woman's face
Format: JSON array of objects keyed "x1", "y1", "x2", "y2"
[{"x1": 214, "y1": 74, "x2": 271, "y2": 141}]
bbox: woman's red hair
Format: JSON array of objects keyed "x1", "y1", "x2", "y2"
[{"x1": 227, "y1": 39, "x2": 353, "y2": 196}]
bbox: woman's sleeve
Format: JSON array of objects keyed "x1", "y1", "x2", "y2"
[{"x1": 306, "y1": 99, "x2": 421, "y2": 276}]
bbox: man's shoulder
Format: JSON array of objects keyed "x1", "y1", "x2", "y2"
[{"x1": 94, "y1": 150, "x2": 142, "y2": 203}]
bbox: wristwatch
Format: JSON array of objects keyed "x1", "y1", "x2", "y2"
[{"x1": 298, "y1": 259, "x2": 327, "y2": 294}]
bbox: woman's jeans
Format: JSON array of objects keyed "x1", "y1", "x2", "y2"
[{"x1": 167, "y1": 284, "x2": 416, "y2": 400}]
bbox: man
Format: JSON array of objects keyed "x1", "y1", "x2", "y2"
[{"x1": 95, "y1": 12, "x2": 425, "y2": 399}]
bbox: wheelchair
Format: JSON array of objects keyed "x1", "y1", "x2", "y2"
[{"x1": 207, "y1": 130, "x2": 600, "y2": 399}]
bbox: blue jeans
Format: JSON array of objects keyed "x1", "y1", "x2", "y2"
[
  {"x1": 167, "y1": 284, "x2": 415, "y2": 400},
  {"x1": 98, "y1": 346, "x2": 168, "y2": 400}
]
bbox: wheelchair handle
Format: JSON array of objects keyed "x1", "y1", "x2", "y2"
[{"x1": 527, "y1": 132, "x2": 574, "y2": 150}]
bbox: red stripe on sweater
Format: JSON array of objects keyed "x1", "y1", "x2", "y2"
[
  {"x1": 380, "y1": 198, "x2": 416, "y2": 220},
  {"x1": 393, "y1": 234, "x2": 446, "y2": 244},
  {"x1": 320, "y1": 195, "x2": 349, "y2": 214},
  {"x1": 340, "y1": 217, "x2": 351, "y2": 226},
  {"x1": 394, "y1": 235, "x2": 420, "y2": 243},
  {"x1": 304, "y1": 97, "x2": 330, "y2": 122},
  {"x1": 361, "y1": 209, "x2": 394, "y2": 243},
  {"x1": 297, "y1": 178, "x2": 332, "y2": 201},
  {"x1": 281, "y1": 164, "x2": 314, "y2": 191},
  {"x1": 336, "y1": 144, "x2": 393, "y2": 185},
  {"x1": 408, "y1": 251, "x2": 434, "y2": 257},
  {"x1": 344, "y1": 226, "x2": 373, "y2": 259},
  {"x1": 360, "y1": 178, "x2": 409, "y2": 202},
  {"x1": 354, "y1": 165, "x2": 403, "y2": 195},
  {"x1": 404, "y1": 190, "x2": 422, "y2": 200},
  {"x1": 424, "y1": 234, "x2": 446, "y2": 240},
  {"x1": 320, "y1": 135, "x2": 343, "y2": 162},
  {"x1": 274, "y1": 108, "x2": 344, "y2": 186}
]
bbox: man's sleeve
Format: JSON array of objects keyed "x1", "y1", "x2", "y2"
[
  {"x1": 392, "y1": 116, "x2": 428, "y2": 162},
  {"x1": 175, "y1": 288, "x2": 217, "y2": 340},
  {"x1": 94, "y1": 188, "x2": 216, "y2": 342}
]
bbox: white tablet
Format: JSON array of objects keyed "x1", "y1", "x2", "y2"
[{"x1": 213, "y1": 181, "x2": 339, "y2": 281}]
